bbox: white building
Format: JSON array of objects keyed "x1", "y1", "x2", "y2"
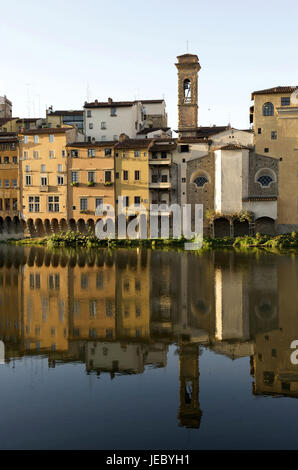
[{"x1": 84, "y1": 98, "x2": 167, "y2": 142}]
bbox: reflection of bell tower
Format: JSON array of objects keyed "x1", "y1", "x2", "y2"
[
  {"x1": 178, "y1": 342, "x2": 202, "y2": 428},
  {"x1": 175, "y1": 54, "x2": 201, "y2": 138}
]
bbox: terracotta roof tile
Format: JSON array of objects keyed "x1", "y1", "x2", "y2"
[{"x1": 251, "y1": 86, "x2": 297, "y2": 98}]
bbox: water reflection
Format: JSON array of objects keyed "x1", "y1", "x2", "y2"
[{"x1": 0, "y1": 246, "x2": 297, "y2": 430}]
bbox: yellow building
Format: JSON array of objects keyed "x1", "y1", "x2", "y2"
[
  {"x1": 251, "y1": 86, "x2": 298, "y2": 232},
  {"x1": 0, "y1": 133, "x2": 20, "y2": 233},
  {"x1": 66, "y1": 141, "x2": 115, "y2": 232},
  {"x1": 46, "y1": 108, "x2": 84, "y2": 131},
  {"x1": 114, "y1": 137, "x2": 151, "y2": 232},
  {"x1": 19, "y1": 127, "x2": 78, "y2": 236}
]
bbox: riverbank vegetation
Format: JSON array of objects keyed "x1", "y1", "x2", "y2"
[{"x1": 8, "y1": 230, "x2": 298, "y2": 252}]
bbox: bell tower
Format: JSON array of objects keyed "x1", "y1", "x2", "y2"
[{"x1": 175, "y1": 54, "x2": 201, "y2": 138}]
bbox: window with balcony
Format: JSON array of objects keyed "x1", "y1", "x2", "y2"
[
  {"x1": 88, "y1": 171, "x2": 95, "y2": 183},
  {"x1": 105, "y1": 171, "x2": 112, "y2": 183}
]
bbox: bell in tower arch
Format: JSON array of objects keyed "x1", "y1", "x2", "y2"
[{"x1": 184, "y1": 79, "x2": 191, "y2": 103}]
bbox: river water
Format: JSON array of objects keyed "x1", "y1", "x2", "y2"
[{"x1": 0, "y1": 245, "x2": 297, "y2": 449}]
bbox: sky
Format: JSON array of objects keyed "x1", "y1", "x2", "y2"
[{"x1": 1, "y1": 0, "x2": 298, "y2": 132}]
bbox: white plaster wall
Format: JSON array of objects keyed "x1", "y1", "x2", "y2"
[
  {"x1": 220, "y1": 150, "x2": 243, "y2": 213},
  {"x1": 211, "y1": 128, "x2": 253, "y2": 147},
  {"x1": 84, "y1": 105, "x2": 138, "y2": 141},
  {"x1": 214, "y1": 151, "x2": 222, "y2": 212},
  {"x1": 243, "y1": 200, "x2": 277, "y2": 220}
]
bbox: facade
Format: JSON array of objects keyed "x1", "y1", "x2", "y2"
[
  {"x1": 66, "y1": 141, "x2": 115, "y2": 232},
  {"x1": 172, "y1": 53, "x2": 280, "y2": 236},
  {"x1": 84, "y1": 98, "x2": 167, "y2": 142},
  {"x1": 0, "y1": 133, "x2": 21, "y2": 235},
  {"x1": 0, "y1": 96, "x2": 12, "y2": 119},
  {"x1": 251, "y1": 86, "x2": 298, "y2": 232},
  {"x1": 114, "y1": 137, "x2": 151, "y2": 227},
  {"x1": 19, "y1": 127, "x2": 79, "y2": 236},
  {"x1": 46, "y1": 108, "x2": 84, "y2": 130}
]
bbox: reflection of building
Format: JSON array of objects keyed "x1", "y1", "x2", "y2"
[
  {"x1": 178, "y1": 343, "x2": 202, "y2": 428},
  {"x1": 0, "y1": 245, "x2": 297, "y2": 425}
]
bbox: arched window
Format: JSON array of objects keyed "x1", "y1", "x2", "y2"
[
  {"x1": 194, "y1": 175, "x2": 208, "y2": 187},
  {"x1": 184, "y1": 79, "x2": 191, "y2": 103},
  {"x1": 257, "y1": 175, "x2": 273, "y2": 187},
  {"x1": 262, "y1": 102, "x2": 274, "y2": 116}
]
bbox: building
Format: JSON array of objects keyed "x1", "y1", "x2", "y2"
[
  {"x1": 19, "y1": 127, "x2": 80, "y2": 236},
  {"x1": 84, "y1": 98, "x2": 167, "y2": 142},
  {"x1": 250, "y1": 86, "x2": 298, "y2": 232},
  {"x1": 0, "y1": 96, "x2": 12, "y2": 119},
  {"x1": 114, "y1": 136, "x2": 151, "y2": 231},
  {"x1": 46, "y1": 107, "x2": 84, "y2": 130},
  {"x1": 171, "y1": 53, "x2": 279, "y2": 236},
  {"x1": 66, "y1": 141, "x2": 115, "y2": 232},
  {"x1": 0, "y1": 132, "x2": 21, "y2": 236}
]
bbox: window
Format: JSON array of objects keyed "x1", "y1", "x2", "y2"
[
  {"x1": 62, "y1": 150, "x2": 66, "y2": 158},
  {"x1": 0, "y1": 199, "x2": 2, "y2": 210},
  {"x1": 134, "y1": 170, "x2": 140, "y2": 181},
  {"x1": 87, "y1": 110, "x2": 92, "y2": 118},
  {"x1": 134, "y1": 151, "x2": 140, "y2": 157},
  {"x1": 80, "y1": 198, "x2": 88, "y2": 211},
  {"x1": 161, "y1": 151, "x2": 167, "y2": 159},
  {"x1": 134, "y1": 196, "x2": 141, "y2": 206},
  {"x1": 271, "y1": 131, "x2": 277, "y2": 140},
  {"x1": 258, "y1": 128, "x2": 262, "y2": 134},
  {"x1": 33, "y1": 151, "x2": 39, "y2": 159},
  {"x1": 29, "y1": 196, "x2": 40, "y2": 212},
  {"x1": 48, "y1": 274, "x2": 60, "y2": 290},
  {"x1": 152, "y1": 175, "x2": 158, "y2": 183},
  {"x1": 13, "y1": 156, "x2": 17, "y2": 164},
  {"x1": 25, "y1": 175, "x2": 31, "y2": 186},
  {"x1": 264, "y1": 147, "x2": 269, "y2": 153},
  {"x1": 89, "y1": 123, "x2": 93, "y2": 129},
  {"x1": 49, "y1": 134, "x2": 54, "y2": 142},
  {"x1": 88, "y1": 171, "x2": 95, "y2": 183},
  {"x1": 13, "y1": 199, "x2": 17, "y2": 210},
  {"x1": 105, "y1": 170, "x2": 111, "y2": 183},
  {"x1": 10, "y1": 143, "x2": 16, "y2": 150},
  {"x1": 257, "y1": 175, "x2": 273, "y2": 187},
  {"x1": 41, "y1": 176, "x2": 48, "y2": 186},
  {"x1": 123, "y1": 196, "x2": 129, "y2": 207},
  {"x1": 57, "y1": 175, "x2": 64, "y2": 185},
  {"x1": 111, "y1": 107, "x2": 117, "y2": 116},
  {"x1": 262, "y1": 102, "x2": 274, "y2": 116},
  {"x1": 123, "y1": 170, "x2": 128, "y2": 181},
  {"x1": 180, "y1": 144, "x2": 189, "y2": 153},
  {"x1": 182, "y1": 177, "x2": 186, "y2": 183},
  {"x1": 25, "y1": 165, "x2": 30, "y2": 172},
  {"x1": 34, "y1": 135, "x2": 39, "y2": 143},
  {"x1": 116, "y1": 172, "x2": 119, "y2": 179},
  {"x1": 23, "y1": 151, "x2": 29, "y2": 160},
  {"x1": 24, "y1": 136, "x2": 29, "y2": 144},
  {"x1": 71, "y1": 149, "x2": 78, "y2": 158},
  {"x1": 48, "y1": 196, "x2": 59, "y2": 212},
  {"x1": 151, "y1": 152, "x2": 158, "y2": 159},
  {"x1": 95, "y1": 198, "x2": 104, "y2": 210},
  {"x1": 101, "y1": 122, "x2": 106, "y2": 129},
  {"x1": 71, "y1": 171, "x2": 78, "y2": 183},
  {"x1": 101, "y1": 135, "x2": 106, "y2": 141},
  {"x1": 113, "y1": 135, "x2": 118, "y2": 141},
  {"x1": 5, "y1": 199, "x2": 10, "y2": 210},
  {"x1": 89, "y1": 300, "x2": 97, "y2": 318},
  {"x1": 88, "y1": 148, "x2": 95, "y2": 158},
  {"x1": 49, "y1": 150, "x2": 55, "y2": 159},
  {"x1": 281, "y1": 97, "x2": 290, "y2": 106},
  {"x1": 194, "y1": 175, "x2": 208, "y2": 187},
  {"x1": 104, "y1": 148, "x2": 112, "y2": 156},
  {"x1": 12, "y1": 179, "x2": 17, "y2": 188},
  {"x1": 4, "y1": 180, "x2": 9, "y2": 188},
  {"x1": 41, "y1": 164, "x2": 46, "y2": 172},
  {"x1": 4, "y1": 157, "x2": 9, "y2": 164}
]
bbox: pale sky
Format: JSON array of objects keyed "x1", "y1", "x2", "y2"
[{"x1": 1, "y1": 0, "x2": 297, "y2": 131}]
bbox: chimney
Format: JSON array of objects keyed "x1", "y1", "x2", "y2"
[
  {"x1": 95, "y1": 99, "x2": 99, "y2": 105},
  {"x1": 108, "y1": 97, "x2": 113, "y2": 104},
  {"x1": 119, "y1": 133, "x2": 129, "y2": 142}
]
